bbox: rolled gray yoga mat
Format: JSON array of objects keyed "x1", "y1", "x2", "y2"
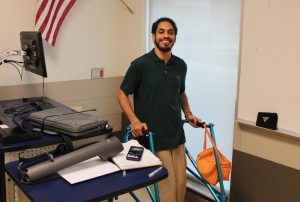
[{"x1": 24, "y1": 136, "x2": 123, "y2": 182}]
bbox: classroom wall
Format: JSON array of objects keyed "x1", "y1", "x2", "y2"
[
  {"x1": 237, "y1": 0, "x2": 300, "y2": 136},
  {"x1": 231, "y1": 0, "x2": 300, "y2": 201},
  {"x1": 0, "y1": 0, "x2": 147, "y2": 132},
  {"x1": 234, "y1": 0, "x2": 300, "y2": 171}
]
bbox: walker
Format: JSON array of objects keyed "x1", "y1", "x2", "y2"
[{"x1": 122, "y1": 120, "x2": 228, "y2": 202}]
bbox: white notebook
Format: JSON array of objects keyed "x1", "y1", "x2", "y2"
[
  {"x1": 58, "y1": 157, "x2": 120, "y2": 184},
  {"x1": 112, "y1": 140, "x2": 162, "y2": 170}
]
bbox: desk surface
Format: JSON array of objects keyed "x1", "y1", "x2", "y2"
[{"x1": 6, "y1": 161, "x2": 168, "y2": 202}]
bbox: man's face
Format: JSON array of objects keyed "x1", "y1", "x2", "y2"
[{"x1": 152, "y1": 21, "x2": 176, "y2": 52}]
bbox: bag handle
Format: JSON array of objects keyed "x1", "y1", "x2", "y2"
[{"x1": 203, "y1": 125, "x2": 220, "y2": 153}]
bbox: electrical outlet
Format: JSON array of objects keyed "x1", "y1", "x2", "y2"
[{"x1": 91, "y1": 68, "x2": 104, "y2": 80}]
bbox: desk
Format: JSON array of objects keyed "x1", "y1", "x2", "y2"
[
  {"x1": 5, "y1": 161, "x2": 167, "y2": 202},
  {"x1": 0, "y1": 97, "x2": 111, "y2": 202}
]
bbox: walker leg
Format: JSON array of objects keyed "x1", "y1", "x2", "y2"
[
  {"x1": 208, "y1": 124, "x2": 227, "y2": 201},
  {"x1": 186, "y1": 146, "x2": 225, "y2": 202},
  {"x1": 146, "y1": 186, "x2": 156, "y2": 202},
  {"x1": 123, "y1": 128, "x2": 161, "y2": 202},
  {"x1": 129, "y1": 191, "x2": 141, "y2": 202},
  {"x1": 148, "y1": 132, "x2": 160, "y2": 202}
]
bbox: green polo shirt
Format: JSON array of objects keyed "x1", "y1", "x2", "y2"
[{"x1": 120, "y1": 49, "x2": 187, "y2": 151}]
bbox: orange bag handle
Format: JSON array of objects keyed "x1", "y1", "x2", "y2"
[{"x1": 203, "y1": 125, "x2": 220, "y2": 153}]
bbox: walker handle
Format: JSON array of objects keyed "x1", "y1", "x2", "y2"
[{"x1": 182, "y1": 119, "x2": 205, "y2": 128}]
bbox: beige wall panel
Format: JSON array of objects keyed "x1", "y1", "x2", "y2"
[
  {"x1": 234, "y1": 122, "x2": 300, "y2": 170},
  {"x1": 45, "y1": 77, "x2": 123, "y2": 102}
]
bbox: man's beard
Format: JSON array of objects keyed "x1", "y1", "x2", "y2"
[{"x1": 154, "y1": 38, "x2": 174, "y2": 52}]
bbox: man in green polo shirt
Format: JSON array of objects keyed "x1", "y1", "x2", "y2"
[{"x1": 117, "y1": 17, "x2": 201, "y2": 202}]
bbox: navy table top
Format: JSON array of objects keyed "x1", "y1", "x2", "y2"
[{"x1": 5, "y1": 161, "x2": 168, "y2": 202}]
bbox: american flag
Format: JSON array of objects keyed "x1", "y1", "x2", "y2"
[{"x1": 35, "y1": 0, "x2": 76, "y2": 46}]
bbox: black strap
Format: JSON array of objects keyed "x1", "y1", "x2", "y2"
[
  {"x1": 18, "y1": 134, "x2": 73, "y2": 163},
  {"x1": 17, "y1": 134, "x2": 100, "y2": 184},
  {"x1": 60, "y1": 134, "x2": 73, "y2": 152}
]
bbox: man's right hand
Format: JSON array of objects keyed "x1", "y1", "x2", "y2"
[{"x1": 131, "y1": 120, "x2": 148, "y2": 137}]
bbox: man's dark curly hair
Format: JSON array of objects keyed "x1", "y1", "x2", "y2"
[{"x1": 151, "y1": 17, "x2": 178, "y2": 35}]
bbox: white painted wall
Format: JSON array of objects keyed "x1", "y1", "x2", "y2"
[
  {"x1": 237, "y1": 0, "x2": 300, "y2": 136},
  {"x1": 234, "y1": 0, "x2": 300, "y2": 170},
  {"x1": 0, "y1": 0, "x2": 147, "y2": 86}
]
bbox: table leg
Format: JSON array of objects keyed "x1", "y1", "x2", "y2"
[{"x1": 0, "y1": 151, "x2": 6, "y2": 202}]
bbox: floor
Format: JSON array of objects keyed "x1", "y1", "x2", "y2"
[
  {"x1": 101, "y1": 187, "x2": 210, "y2": 202},
  {"x1": 101, "y1": 187, "x2": 152, "y2": 202}
]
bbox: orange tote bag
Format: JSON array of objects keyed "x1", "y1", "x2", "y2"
[{"x1": 196, "y1": 126, "x2": 231, "y2": 186}]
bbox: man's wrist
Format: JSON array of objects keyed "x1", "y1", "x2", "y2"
[
  {"x1": 131, "y1": 119, "x2": 140, "y2": 124},
  {"x1": 185, "y1": 112, "x2": 193, "y2": 120}
]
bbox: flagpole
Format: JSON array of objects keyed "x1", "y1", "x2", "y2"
[{"x1": 119, "y1": 0, "x2": 134, "y2": 15}]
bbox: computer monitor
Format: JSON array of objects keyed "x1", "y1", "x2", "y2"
[{"x1": 20, "y1": 31, "x2": 47, "y2": 77}]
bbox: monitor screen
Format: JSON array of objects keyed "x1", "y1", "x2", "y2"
[{"x1": 20, "y1": 31, "x2": 47, "y2": 77}]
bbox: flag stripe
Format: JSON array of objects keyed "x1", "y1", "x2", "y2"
[
  {"x1": 51, "y1": 0, "x2": 76, "y2": 46},
  {"x1": 42, "y1": 0, "x2": 60, "y2": 41},
  {"x1": 45, "y1": 0, "x2": 64, "y2": 41},
  {"x1": 47, "y1": 0, "x2": 70, "y2": 45},
  {"x1": 35, "y1": 0, "x2": 48, "y2": 25},
  {"x1": 35, "y1": 0, "x2": 52, "y2": 30},
  {"x1": 35, "y1": 0, "x2": 76, "y2": 46},
  {"x1": 38, "y1": 0, "x2": 56, "y2": 34}
]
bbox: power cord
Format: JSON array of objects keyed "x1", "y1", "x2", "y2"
[
  {"x1": 2, "y1": 59, "x2": 24, "y2": 80},
  {"x1": 1, "y1": 59, "x2": 47, "y2": 98}
]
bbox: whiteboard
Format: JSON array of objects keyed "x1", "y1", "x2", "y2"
[{"x1": 237, "y1": 0, "x2": 300, "y2": 137}]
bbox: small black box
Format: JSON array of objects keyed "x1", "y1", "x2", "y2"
[{"x1": 256, "y1": 112, "x2": 278, "y2": 130}]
